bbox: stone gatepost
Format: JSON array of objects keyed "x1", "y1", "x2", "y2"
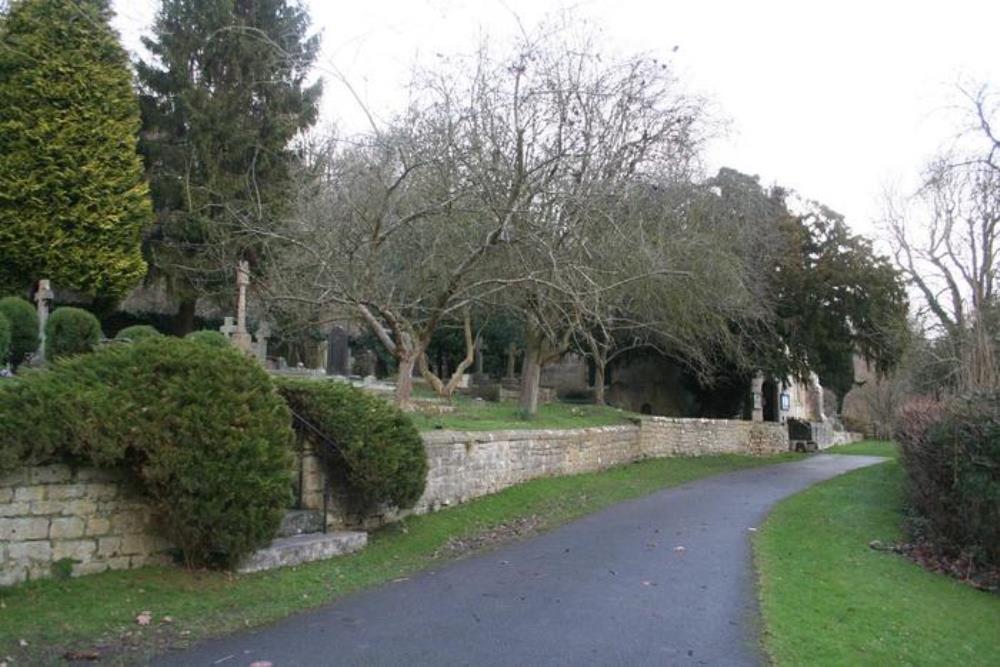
[
  {"x1": 751, "y1": 373, "x2": 764, "y2": 422},
  {"x1": 34, "y1": 279, "x2": 53, "y2": 362}
]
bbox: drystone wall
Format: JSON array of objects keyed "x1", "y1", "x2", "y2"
[
  {"x1": 0, "y1": 465, "x2": 171, "y2": 587},
  {"x1": 2, "y1": 416, "x2": 789, "y2": 585}
]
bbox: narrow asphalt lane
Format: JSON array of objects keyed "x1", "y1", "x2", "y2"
[{"x1": 154, "y1": 454, "x2": 885, "y2": 667}]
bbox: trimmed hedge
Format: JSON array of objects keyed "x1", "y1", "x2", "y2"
[
  {"x1": 897, "y1": 393, "x2": 1000, "y2": 565},
  {"x1": 277, "y1": 379, "x2": 427, "y2": 515},
  {"x1": 186, "y1": 330, "x2": 229, "y2": 347},
  {"x1": 0, "y1": 296, "x2": 38, "y2": 364},
  {"x1": 0, "y1": 338, "x2": 294, "y2": 568},
  {"x1": 45, "y1": 306, "x2": 101, "y2": 360},
  {"x1": 0, "y1": 312, "x2": 10, "y2": 362},
  {"x1": 114, "y1": 324, "x2": 162, "y2": 341}
]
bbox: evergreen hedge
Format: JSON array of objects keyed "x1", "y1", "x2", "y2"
[
  {"x1": 0, "y1": 313, "x2": 10, "y2": 363},
  {"x1": 114, "y1": 324, "x2": 162, "y2": 342},
  {"x1": 0, "y1": 338, "x2": 294, "y2": 568},
  {"x1": 185, "y1": 330, "x2": 230, "y2": 347},
  {"x1": 276, "y1": 379, "x2": 427, "y2": 516},
  {"x1": 45, "y1": 307, "x2": 102, "y2": 360},
  {"x1": 0, "y1": 296, "x2": 38, "y2": 365}
]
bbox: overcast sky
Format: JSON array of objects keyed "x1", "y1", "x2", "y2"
[{"x1": 111, "y1": 0, "x2": 1000, "y2": 240}]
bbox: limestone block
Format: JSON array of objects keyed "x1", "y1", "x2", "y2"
[
  {"x1": 103, "y1": 555, "x2": 132, "y2": 571},
  {"x1": 0, "y1": 563, "x2": 27, "y2": 587},
  {"x1": 75, "y1": 468, "x2": 121, "y2": 483},
  {"x1": 60, "y1": 499, "x2": 98, "y2": 516},
  {"x1": 7, "y1": 540, "x2": 52, "y2": 562},
  {"x1": 49, "y1": 516, "x2": 85, "y2": 539},
  {"x1": 0, "y1": 501, "x2": 30, "y2": 517},
  {"x1": 28, "y1": 500, "x2": 65, "y2": 516},
  {"x1": 0, "y1": 469, "x2": 28, "y2": 487},
  {"x1": 97, "y1": 536, "x2": 122, "y2": 557},
  {"x1": 28, "y1": 465, "x2": 73, "y2": 485},
  {"x1": 0, "y1": 516, "x2": 50, "y2": 540},
  {"x1": 85, "y1": 517, "x2": 111, "y2": 536},
  {"x1": 120, "y1": 533, "x2": 156, "y2": 555},
  {"x1": 110, "y1": 510, "x2": 149, "y2": 534},
  {"x1": 0, "y1": 487, "x2": 13, "y2": 503},
  {"x1": 72, "y1": 561, "x2": 110, "y2": 577},
  {"x1": 14, "y1": 485, "x2": 46, "y2": 502},
  {"x1": 46, "y1": 485, "x2": 87, "y2": 501},
  {"x1": 84, "y1": 483, "x2": 119, "y2": 500},
  {"x1": 52, "y1": 539, "x2": 97, "y2": 562}
]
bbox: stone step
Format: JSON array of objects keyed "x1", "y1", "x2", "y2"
[
  {"x1": 238, "y1": 532, "x2": 367, "y2": 574},
  {"x1": 278, "y1": 509, "x2": 325, "y2": 537}
]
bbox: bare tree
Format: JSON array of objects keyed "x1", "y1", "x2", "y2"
[{"x1": 884, "y1": 84, "x2": 1000, "y2": 390}]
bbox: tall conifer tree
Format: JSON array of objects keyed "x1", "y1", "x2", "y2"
[
  {"x1": 137, "y1": 0, "x2": 322, "y2": 332},
  {"x1": 0, "y1": 0, "x2": 151, "y2": 298}
]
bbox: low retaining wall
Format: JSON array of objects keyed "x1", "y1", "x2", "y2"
[
  {"x1": 1, "y1": 416, "x2": 789, "y2": 585},
  {"x1": 0, "y1": 466, "x2": 171, "y2": 587}
]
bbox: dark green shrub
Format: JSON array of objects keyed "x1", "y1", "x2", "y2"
[
  {"x1": 0, "y1": 312, "x2": 10, "y2": 363},
  {"x1": 185, "y1": 330, "x2": 229, "y2": 347},
  {"x1": 0, "y1": 338, "x2": 294, "y2": 568},
  {"x1": 114, "y1": 324, "x2": 162, "y2": 342},
  {"x1": 45, "y1": 307, "x2": 102, "y2": 360},
  {"x1": 897, "y1": 393, "x2": 1000, "y2": 565},
  {"x1": 276, "y1": 379, "x2": 427, "y2": 515},
  {"x1": 0, "y1": 296, "x2": 38, "y2": 364}
]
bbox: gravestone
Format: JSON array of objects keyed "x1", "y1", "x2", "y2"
[
  {"x1": 326, "y1": 326, "x2": 350, "y2": 376},
  {"x1": 254, "y1": 320, "x2": 271, "y2": 363}
]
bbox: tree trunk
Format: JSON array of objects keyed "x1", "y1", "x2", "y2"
[
  {"x1": 395, "y1": 353, "x2": 417, "y2": 410},
  {"x1": 174, "y1": 297, "x2": 197, "y2": 336},
  {"x1": 593, "y1": 362, "x2": 606, "y2": 405},
  {"x1": 518, "y1": 342, "x2": 542, "y2": 416}
]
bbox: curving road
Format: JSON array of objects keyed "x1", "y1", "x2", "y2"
[{"x1": 154, "y1": 454, "x2": 884, "y2": 667}]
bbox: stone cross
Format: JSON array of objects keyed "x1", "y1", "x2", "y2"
[
  {"x1": 230, "y1": 262, "x2": 253, "y2": 352},
  {"x1": 34, "y1": 279, "x2": 54, "y2": 362},
  {"x1": 219, "y1": 316, "x2": 238, "y2": 338}
]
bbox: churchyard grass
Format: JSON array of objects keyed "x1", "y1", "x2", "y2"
[
  {"x1": 410, "y1": 395, "x2": 636, "y2": 431},
  {"x1": 755, "y1": 441, "x2": 1000, "y2": 665},
  {"x1": 1, "y1": 452, "x2": 798, "y2": 664}
]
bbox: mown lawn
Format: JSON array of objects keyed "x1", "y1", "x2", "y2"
[
  {"x1": 410, "y1": 395, "x2": 636, "y2": 431},
  {"x1": 756, "y1": 441, "x2": 1000, "y2": 665},
  {"x1": 1, "y1": 452, "x2": 798, "y2": 665}
]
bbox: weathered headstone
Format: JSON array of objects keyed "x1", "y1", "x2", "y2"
[
  {"x1": 254, "y1": 320, "x2": 271, "y2": 363},
  {"x1": 34, "y1": 279, "x2": 53, "y2": 362},
  {"x1": 219, "y1": 316, "x2": 237, "y2": 338},
  {"x1": 326, "y1": 326, "x2": 350, "y2": 376}
]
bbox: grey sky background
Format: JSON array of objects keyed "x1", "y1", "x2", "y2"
[{"x1": 111, "y1": 0, "x2": 1000, "y2": 241}]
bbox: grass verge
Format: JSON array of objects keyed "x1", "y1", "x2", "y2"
[
  {"x1": 2, "y1": 452, "x2": 798, "y2": 664},
  {"x1": 409, "y1": 396, "x2": 635, "y2": 431},
  {"x1": 755, "y1": 441, "x2": 999, "y2": 666}
]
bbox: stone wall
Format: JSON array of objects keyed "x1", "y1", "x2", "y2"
[
  {"x1": 417, "y1": 425, "x2": 641, "y2": 512},
  {"x1": 638, "y1": 416, "x2": 788, "y2": 458},
  {"x1": 2, "y1": 416, "x2": 791, "y2": 585},
  {"x1": 0, "y1": 465, "x2": 171, "y2": 587}
]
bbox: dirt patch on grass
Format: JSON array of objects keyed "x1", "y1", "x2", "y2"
[{"x1": 434, "y1": 515, "x2": 545, "y2": 559}]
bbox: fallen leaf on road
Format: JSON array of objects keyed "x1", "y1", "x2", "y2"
[
  {"x1": 674, "y1": 546, "x2": 686, "y2": 552},
  {"x1": 249, "y1": 662, "x2": 273, "y2": 667},
  {"x1": 17, "y1": 640, "x2": 27, "y2": 648},
  {"x1": 747, "y1": 527, "x2": 758, "y2": 532},
  {"x1": 135, "y1": 611, "x2": 152, "y2": 626}
]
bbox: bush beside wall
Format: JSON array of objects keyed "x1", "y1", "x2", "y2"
[
  {"x1": 277, "y1": 379, "x2": 428, "y2": 516},
  {"x1": 0, "y1": 338, "x2": 294, "y2": 568},
  {"x1": 0, "y1": 312, "x2": 10, "y2": 363},
  {"x1": 897, "y1": 393, "x2": 1000, "y2": 565}
]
